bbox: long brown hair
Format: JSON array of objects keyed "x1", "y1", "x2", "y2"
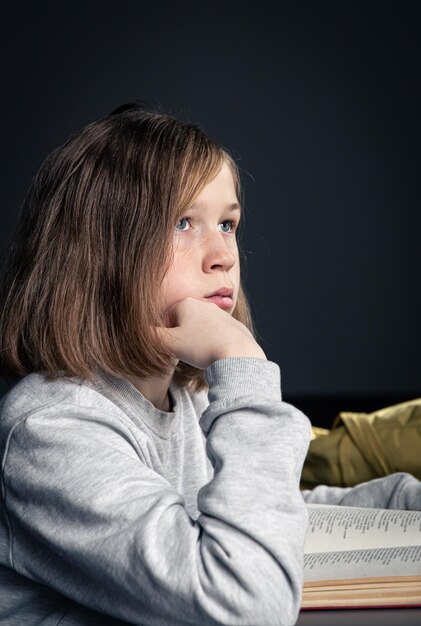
[{"x1": 0, "y1": 102, "x2": 255, "y2": 392}]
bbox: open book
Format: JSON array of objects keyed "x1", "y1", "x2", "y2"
[{"x1": 301, "y1": 504, "x2": 421, "y2": 609}]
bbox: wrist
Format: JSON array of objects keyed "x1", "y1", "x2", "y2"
[{"x1": 215, "y1": 347, "x2": 267, "y2": 361}]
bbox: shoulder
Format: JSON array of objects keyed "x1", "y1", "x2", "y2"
[
  {"x1": 0, "y1": 373, "x2": 146, "y2": 456},
  {"x1": 0, "y1": 375, "x2": 156, "y2": 506},
  {"x1": 1, "y1": 372, "x2": 126, "y2": 419}
]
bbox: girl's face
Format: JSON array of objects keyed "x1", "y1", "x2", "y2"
[{"x1": 161, "y1": 160, "x2": 241, "y2": 321}]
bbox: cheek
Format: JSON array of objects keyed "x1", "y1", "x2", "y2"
[
  {"x1": 160, "y1": 251, "x2": 192, "y2": 304},
  {"x1": 231, "y1": 247, "x2": 241, "y2": 279},
  {"x1": 167, "y1": 248, "x2": 193, "y2": 282}
]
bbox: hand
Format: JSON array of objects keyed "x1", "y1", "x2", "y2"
[{"x1": 157, "y1": 297, "x2": 266, "y2": 370}]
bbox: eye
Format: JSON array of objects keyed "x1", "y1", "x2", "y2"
[
  {"x1": 218, "y1": 220, "x2": 237, "y2": 233},
  {"x1": 175, "y1": 217, "x2": 191, "y2": 232}
]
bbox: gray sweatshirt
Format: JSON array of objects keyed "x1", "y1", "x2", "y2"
[{"x1": 0, "y1": 357, "x2": 419, "y2": 626}]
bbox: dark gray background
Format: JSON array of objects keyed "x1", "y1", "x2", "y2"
[{"x1": 1, "y1": 1, "x2": 420, "y2": 414}]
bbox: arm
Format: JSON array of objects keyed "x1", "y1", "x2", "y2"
[
  {"x1": 4, "y1": 358, "x2": 311, "y2": 626},
  {"x1": 301, "y1": 472, "x2": 421, "y2": 510}
]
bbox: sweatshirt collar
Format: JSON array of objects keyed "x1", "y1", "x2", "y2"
[{"x1": 91, "y1": 370, "x2": 182, "y2": 439}]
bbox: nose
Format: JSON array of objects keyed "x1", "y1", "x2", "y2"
[{"x1": 202, "y1": 231, "x2": 237, "y2": 273}]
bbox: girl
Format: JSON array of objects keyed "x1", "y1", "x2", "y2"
[{"x1": 0, "y1": 102, "x2": 419, "y2": 626}]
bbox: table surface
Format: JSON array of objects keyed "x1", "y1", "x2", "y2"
[{"x1": 296, "y1": 607, "x2": 421, "y2": 625}]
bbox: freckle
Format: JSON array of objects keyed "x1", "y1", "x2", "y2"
[{"x1": 178, "y1": 247, "x2": 195, "y2": 260}]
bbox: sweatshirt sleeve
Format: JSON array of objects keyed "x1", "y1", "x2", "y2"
[
  {"x1": 3, "y1": 358, "x2": 311, "y2": 626},
  {"x1": 301, "y1": 472, "x2": 421, "y2": 510}
]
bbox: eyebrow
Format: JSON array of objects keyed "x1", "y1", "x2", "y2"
[{"x1": 189, "y1": 201, "x2": 242, "y2": 213}]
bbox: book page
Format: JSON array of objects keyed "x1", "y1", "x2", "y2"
[
  {"x1": 305, "y1": 504, "x2": 421, "y2": 553},
  {"x1": 304, "y1": 544, "x2": 421, "y2": 582}
]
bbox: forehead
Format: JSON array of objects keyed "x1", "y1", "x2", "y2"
[
  {"x1": 189, "y1": 161, "x2": 241, "y2": 212},
  {"x1": 189, "y1": 200, "x2": 242, "y2": 215}
]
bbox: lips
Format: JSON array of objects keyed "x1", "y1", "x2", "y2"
[
  {"x1": 204, "y1": 287, "x2": 234, "y2": 299},
  {"x1": 204, "y1": 287, "x2": 234, "y2": 310}
]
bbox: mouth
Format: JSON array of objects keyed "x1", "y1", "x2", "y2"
[{"x1": 204, "y1": 287, "x2": 234, "y2": 310}]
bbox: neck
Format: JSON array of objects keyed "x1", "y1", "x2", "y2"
[{"x1": 127, "y1": 366, "x2": 177, "y2": 412}]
